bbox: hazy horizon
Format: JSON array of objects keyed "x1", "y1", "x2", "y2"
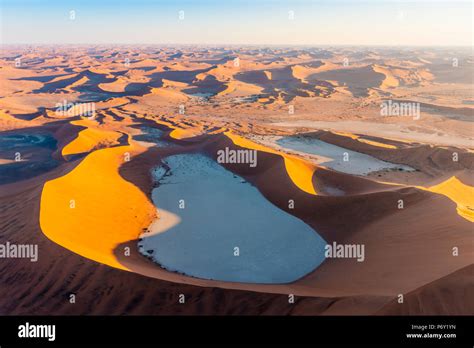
[{"x1": 1, "y1": 0, "x2": 472, "y2": 46}]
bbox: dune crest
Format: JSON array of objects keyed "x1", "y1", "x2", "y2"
[
  {"x1": 373, "y1": 65, "x2": 399, "y2": 88},
  {"x1": 426, "y1": 176, "x2": 474, "y2": 222},
  {"x1": 61, "y1": 119, "x2": 123, "y2": 157},
  {"x1": 169, "y1": 126, "x2": 205, "y2": 140},
  {"x1": 225, "y1": 131, "x2": 317, "y2": 195},
  {"x1": 332, "y1": 131, "x2": 398, "y2": 149}
]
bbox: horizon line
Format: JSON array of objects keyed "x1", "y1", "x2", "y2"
[{"x1": 1, "y1": 43, "x2": 472, "y2": 48}]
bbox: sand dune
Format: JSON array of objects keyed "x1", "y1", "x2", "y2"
[
  {"x1": 332, "y1": 131, "x2": 398, "y2": 149},
  {"x1": 217, "y1": 80, "x2": 264, "y2": 97},
  {"x1": 169, "y1": 127, "x2": 204, "y2": 140},
  {"x1": 40, "y1": 139, "x2": 155, "y2": 270},
  {"x1": 61, "y1": 119, "x2": 123, "y2": 157},
  {"x1": 226, "y1": 131, "x2": 318, "y2": 195},
  {"x1": 427, "y1": 176, "x2": 474, "y2": 222},
  {"x1": 112, "y1": 130, "x2": 471, "y2": 301},
  {"x1": 234, "y1": 65, "x2": 333, "y2": 102},
  {"x1": 149, "y1": 87, "x2": 189, "y2": 102},
  {"x1": 372, "y1": 65, "x2": 399, "y2": 88},
  {"x1": 307, "y1": 65, "x2": 385, "y2": 97},
  {"x1": 377, "y1": 265, "x2": 474, "y2": 315}
]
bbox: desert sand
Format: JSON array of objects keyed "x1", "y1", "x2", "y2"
[{"x1": 0, "y1": 45, "x2": 472, "y2": 315}]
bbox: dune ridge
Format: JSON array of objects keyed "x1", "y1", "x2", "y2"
[
  {"x1": 61, "y1": 119, "x2": 123, "y2": 157},
  {"x1": 40, "y1": 139, "x2": 155, "y2": 270},
  {"x1": 225, "y1": 131, "x2": 318, "y2": 195}
]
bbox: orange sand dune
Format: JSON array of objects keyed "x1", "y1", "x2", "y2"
[
  {"x1": 426, "y1": 176, "x2": 474, "y2": 222},
  {"x1": 169, "y1": 127, "x2": 204, "y2": 140},
  {"x1": 375, "y1": 175, "x2": 473, "y2": 223},
  {"x1": 291, "y1": 64, "x2": 326, "y2": 82},
  {"x1": 61, "y1": 119, "x2": 123, "y2": 157},
  {"x1": 98, "y1": 79, "x2": 130, "y2": 93},
  {"x1": 161, "y1": 79, "x2": 189, "y2": 88},
  {"x1": 93, "y1": 97, "x2": 130, "y2": 110},
  {"x1": 0, "y1": 110, "x2": 34, "y2": 130},
  {"x1": 225, "y1": 131, "x2": 317, "y2": 195},
  {"x1": 217, "y1": 80, "x2": 264, "y2": 97},
  {"x1": 263, "y1": 70, "x2": 272, "y2": 80},
  {"x1": 325, "y1": 132, "x2": 472, "y2": 222},
  {"x1": 0, "y1": 66, "x2": 44, "y2": 95},
  {"x1": 64, "y1": 76, "x2": 90, "y2": 91},
  {"x1": 205, "y1": 64, "x2": 239, "y2": 81},
  {"x1": 309, "y1": 61, "x2": 339, "y2": 73},
  {"x1": 150, "y1": 87, "x2": 188, "y2": 101},
  {"x1": 373, "y1": 65, "x2": 399, "y2": 88},
  {"x1": 40, "y1": 142, "x2": 155, "y2": 270},
  {"x1": 393, "y1": 66, "x2": 434, "y2": 85},
  {"x1": 332, "y1": 131, "x2": 398, "y2": 149},
  {"x1": 0, "y1": 94, "x2": 74, "y2": 115},
  {"x1": 46, "y1": 73, "x2": 78, "y2": 84}
]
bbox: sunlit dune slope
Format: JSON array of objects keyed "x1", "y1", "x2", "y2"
[
  {"x1": 225, "y1": 131, "x2": 317, "y2": 195},
  {"x1": 169, "y1": 126, "x2": 204, "y2": 140},
  {"x1": 427, "y1": 176, "x2": 474, "y2": 222},
  {"x1": 40, "y1": 143, "x2": 155, "y2": 270},
  {"x1": 61, "y1": 119, "x2": 123, "y2": 157},
  {"x1": 332, "y1": 131, "x2": 398, "y2": 149},
  {"x1": 372, "y1": 65, "x2": 399, "y2": 88},
  {"x1": 374, "y1": 176, "x2": 473, "y2": 223}
]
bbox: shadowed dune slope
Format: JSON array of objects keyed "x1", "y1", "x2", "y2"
[{"x1": 377, "y1": 265, "x2": 474, "y2": 315}]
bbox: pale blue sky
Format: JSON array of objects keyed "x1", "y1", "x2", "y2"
[{"x1": 1, "y1": 0, "x2": 472, "y2": 46}]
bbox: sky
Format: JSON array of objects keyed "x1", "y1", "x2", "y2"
[{"x1": 1, "y1": 0, "x2": 472, "y2": 46}]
